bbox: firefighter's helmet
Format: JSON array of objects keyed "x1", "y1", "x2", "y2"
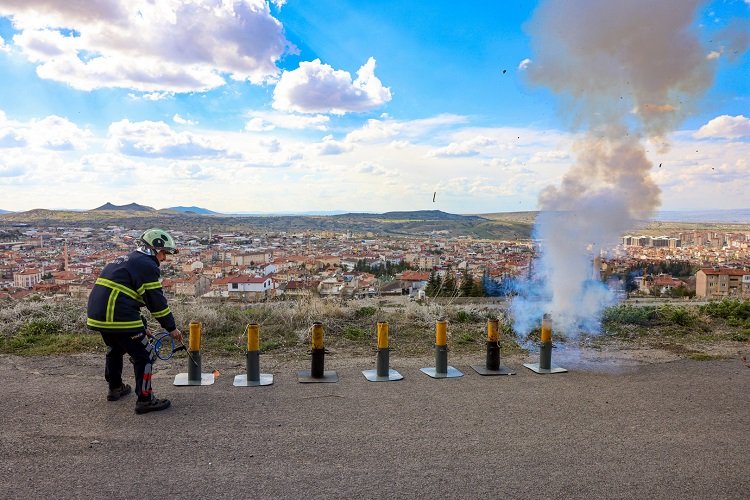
[{"x1": 138, "y1": 228, "x2": 179, "y2": 255}]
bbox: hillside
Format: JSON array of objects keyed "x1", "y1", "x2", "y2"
[
  {"x1": 165, "y1": 206, "x2": 217, "y2": 215},
  {"x1": 2, "y1": 206, "x2": 747, "y2": 240},
  {"x1": 92, "y1": 202, "x2": 155, "y2": 212}
]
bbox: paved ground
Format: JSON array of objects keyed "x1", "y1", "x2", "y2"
[{"x1": 1, "y1": 349, "x2": 748, "y2": 499}]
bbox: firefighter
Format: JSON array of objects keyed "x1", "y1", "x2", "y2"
[{"x1": 87, "y1": 228, "x2": 183, "y2": 414}]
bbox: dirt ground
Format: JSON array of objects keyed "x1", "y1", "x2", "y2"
[{"x1": 1, "y1": 344, "x2": 748, "y2": 499}]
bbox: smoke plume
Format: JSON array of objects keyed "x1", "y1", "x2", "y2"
[{"x1": 511, "y1": 0, "x2": 714, "y2": 337}]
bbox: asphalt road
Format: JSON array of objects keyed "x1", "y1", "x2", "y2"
[{"x1": 1, "y1": 351, "x2": 748, "y2": 499}]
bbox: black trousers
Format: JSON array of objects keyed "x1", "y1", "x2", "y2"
[{"x1": 101, "y1": 332, "x2": 157, "y2": 401}]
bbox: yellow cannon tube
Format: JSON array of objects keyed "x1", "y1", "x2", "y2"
[
  {"x1": 435, "y1": 319, "x2": 448, "y2": 346},
  {"x1": 377, "y1": 322, "x2": 389, "y2": 349},
  {"x1": 247, "y1": 323, "x2": 260, "y2": 352},
  {"x1": 188, "y1": 321, "x2": 201, "y2": 352},
  {"x1": 541, "y1": 317, "x2": 552, "y2": 344},
  {"x1": 311, "y1": 322, "x2": 325, "y2": 350},
  {"x1": 487, "y1": 318, "x2": 499, "y2": 342}
]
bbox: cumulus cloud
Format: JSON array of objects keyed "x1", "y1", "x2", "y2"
[
  {"x1": 1, "y1": 0, "x2": 291, "y2": 93},
  {"x1": 428, "y1": 136, "x2": 496, "y2": 158},
  {"x1": 345, "y1": 114, "x2": 467, "y2": 144},
  {"x1": 245, "y1": 111, "x2": 329, "y2": 131},
  {"x1": 108, "y1": 119, "x2": 236, "y2": 159},
  {"x1": 273, "y1": 58, "x2": 392, "y2": 115},
  {"x1": 0, "y1": 111, "x2": 90, "y2": 150},
  {"x1": 694, "y1": 115, "x2": 750, "y2": 140},
  {"x1": 357, "y1": 161, "x2": 395, "y2": 177},
  {"x1": 173, "y1": 114, "x2": 197, "y2": 126},
  {"x1": 315, "y1": 135, "x2": 352, "y2": 156}
]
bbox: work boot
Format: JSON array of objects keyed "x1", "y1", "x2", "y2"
[
  {"x1": 107, "y1": 384, "x2": 132, "y2": 401},
  {"x1": 135, "y1": 397, "x2": 171, "y2": 414}
]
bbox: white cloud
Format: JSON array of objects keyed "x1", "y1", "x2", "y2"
[
  {"x1": 345, "y1": 114, "x2": 467, "y2": 144},
  {"x1": 245, "y1": 111, "x2": 330, "y2": 131},
  {"x1": 518, "y1": 58, "x2": 532, "y2": 70},
  {"x1": 1, "y1": 0, "x2": 291, "y2": 93},
  {"x1": 345, "y1": 118, "x2": 402, "y2": 143},
  {"x1": 0, "y1": 111, "x2": 90, "y2": 150},
  {"x1": 694, "y1": 115, "x2": 750, "y2": 139},
  {"x1": 428, "y1": 136, "x2": 497, "y2": 158},
  {"x1": 108, "y1": 119, "x2": 235, "y2": 159},
  {"x1": 315, "y1": 136, "x2": 352, "y2": 156},
  {"x1": 273, "y1": 57, "x2": 392, "y2": 115},
  {"x1": 357, "y1": 162, "x2": 396, "y2": 177},
  {"x1": 173, "y1": 114, "x2": 197, "y2": 126},
  {"x1": 0, "y1": 35, "x2": 8, "y2": 53},
  {"x1": 706, "y1": 50, "x2": 721, "y2": 60}
]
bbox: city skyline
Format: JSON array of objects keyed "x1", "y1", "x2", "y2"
[{"x1": 0, "y1": 0, "x2": 748, "y2": 214}]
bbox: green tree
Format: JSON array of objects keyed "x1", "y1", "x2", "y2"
[
  {"x1": 425, "y1": 271, "x2": 441, "y2": 296},
  {"x1": 471, "y1": 275, "x2": 486, "y2": 297},
  {"x1": 442, "y1": 270, "x2": 457, "y2": 297},
  {"x1": 460, "y1": 272, "x2": 475, "y2": 297}
]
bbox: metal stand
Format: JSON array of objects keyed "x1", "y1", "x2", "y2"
[
  {"x1": 174, "y1": 352, "x2": 216, "y2": 386},
  {"x1": 471, "y1": 341, "x2": 515, "y2": 376},
  {"x1": 298, "y1": 348, "x2": 338, "y2": 383},
  {"x1": 421, "y1": 345, "x2": 463, "y2": 379},
  {"x1": 523, "y1": 341, "x2": 567, "y2": 374},
  {"x1": 363, "y1": 348, "x2": 403, "y2": 382},
  {"x1": 234, "y1": 351, "x2": 274, "y2": 387}
]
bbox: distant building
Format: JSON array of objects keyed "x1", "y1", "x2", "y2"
[
  {"x1": 398, "y1": 270, "x2": 431, "y2": 296},
  {"x1": 695, "y1": 268, "x2": 750, "y2": 298},
  {"x1": 13, "y1": 268, "x2": 42, "y2": 288},
  {"x1": 224, "y1": 275, "x2": 275, "y2": 301}
]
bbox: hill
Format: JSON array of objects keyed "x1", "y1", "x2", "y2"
[
  {"x1": 91, "y1": 202, "x2": 155, "y2": 212},
  {"x1": 0, "y1": 209, "x2": 11, "y2": 214},
  {"x1": 338, "y1": 210, "x2": 486, "y2": 222},
  {"x1": 164, "y1": 206, "x2": 217, "y2": 215}
]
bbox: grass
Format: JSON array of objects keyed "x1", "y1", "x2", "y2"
[{"x1": 1, "y1": 297, "x2": 747, "y2": 359}]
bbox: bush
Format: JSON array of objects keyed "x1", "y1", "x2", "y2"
[
  {"x1": 354, "y1": 306, "x2": 377, "y2": 319},
  {"x1": 342, "y1": 326, "x2": 367, "y2": 340},
  {"x1": 602, "y1": 305, "x2": 658, "y2": 326},
  {"x1": 454, "y1": 310, "x2": 477, "y2": 323},
  {"x1": 700, "y1": 299, "x2": 750, "y2": 321}
]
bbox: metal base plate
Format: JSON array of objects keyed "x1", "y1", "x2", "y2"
[
  {"x1": 233, "y1": 373, "x2": 274, "y2": 387},
  {"x1": 470, "y1": 365, "x2": 516, "y2": 376},
  {"x1": 362, "y1": 369, "x2": 404, "y2": 382},
  {"x1": 297, "y1": 370, "x2": 338, "y2": 383},
  {"x1": 523, "y1": 363, "x2": 568, "y2": 374},
  {"x1": 173, "y1": 372, "x2": 215, "y2": 386},
  {"x1": 420, "y1": 366, "x2": 464, "y2": 378}
]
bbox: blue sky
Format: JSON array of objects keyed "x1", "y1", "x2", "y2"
[{"x1": 0, "y1": 0, "x2": 748, "y2": 214}]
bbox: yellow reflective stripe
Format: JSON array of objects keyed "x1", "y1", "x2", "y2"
[
  {"x1": 152, "y1": 307, "x2": 171, "y2": 319},
  {"x1": 106, "y1": 290, "x2": 119, "y2": 322},
  {"x1": 95, "y1": 278, "x2": 143, "y2": 303},
  {"x1": 137, "y1": 281, "x2": 162, "y2": 295},
  {"x1": 87, "y1": 318, "x2": 145, "y2": 329}
]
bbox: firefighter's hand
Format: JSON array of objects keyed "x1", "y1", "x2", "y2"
[{"x1": 169, "y1": 328, "x2": 183, "y2": 343}]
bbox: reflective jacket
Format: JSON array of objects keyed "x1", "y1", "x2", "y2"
[{"x1": 86, "y1": 250, "x2": 176, "y2": 334}]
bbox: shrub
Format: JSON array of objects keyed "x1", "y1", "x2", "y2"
[
  {"x1": 354, "y1": 306, "x2": 377, "y2": 319},
  {"x1": 700, "y1": 299, "x2": 750, "y2": 321},
  {"x1": 602, "y1": 305, "x2": 657, "y2": 326}
]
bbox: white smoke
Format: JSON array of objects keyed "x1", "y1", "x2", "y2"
[{"x1": 512, "y1": 0, "x2": 715, "y2": 337}]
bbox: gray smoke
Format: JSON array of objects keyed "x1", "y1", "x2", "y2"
[{"x1": 512, "y1": 0, "x2": 715, "y2": 337}]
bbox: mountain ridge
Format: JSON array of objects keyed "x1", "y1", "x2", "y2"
[{"x1": 92, "y1": 202, "x2": 155, "y2": 212}]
